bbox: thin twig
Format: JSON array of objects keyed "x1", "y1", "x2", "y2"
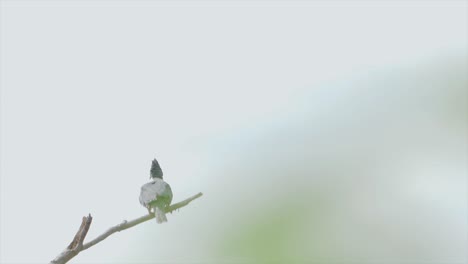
[
  {"x1": 50, "y1": 192, "x2": 203, "y2": 264},
  {"x1": 83, "y1": 192, "x2": 203, "y2": 250}
]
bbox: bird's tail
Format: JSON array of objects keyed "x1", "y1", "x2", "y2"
[{"x1": 154, "y1": 206, "x2": 167, "y2": 224}]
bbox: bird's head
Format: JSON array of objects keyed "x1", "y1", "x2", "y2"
[{"x1": 150, "y1": 158, "x2": 164, "y2": 179}]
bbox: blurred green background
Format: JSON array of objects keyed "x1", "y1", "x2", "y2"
[
  {"x1": 126, "y1": 58, "x2": 467, "y2": 264},
  {"x1": 1, "y1": 1, "x2": 466, "y2": 263}
]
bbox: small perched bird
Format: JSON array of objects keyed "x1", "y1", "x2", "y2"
[{"x1": 139, "y1": 158, "x2": 173, "y2": 223}]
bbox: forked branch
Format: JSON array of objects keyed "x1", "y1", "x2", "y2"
[{"x1": 50, "y1": 192, "x2": 203, "y2": 264}]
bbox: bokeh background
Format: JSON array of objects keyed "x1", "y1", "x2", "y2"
[{"x1": 1, "y1": 1, "x2": 467, "y2": 263}]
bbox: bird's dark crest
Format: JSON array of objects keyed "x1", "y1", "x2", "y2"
[{"x1": 150, "y1": 158, "x2": 163, "y2": 179}]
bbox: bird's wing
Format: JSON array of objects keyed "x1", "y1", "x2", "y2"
[
  {"x1": 150, "y1": 158, "x2": 163, "y2": 179},
  {"x1": 139, "y1": 182, "x2": 157, "y2": 207},
  {"x1": 161, "y1": 182, "x2": 173, "y2": 204}
]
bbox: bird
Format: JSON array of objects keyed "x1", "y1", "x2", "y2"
[{"x1": 139, "y1": 158, "x2": 173, "y2": 223}]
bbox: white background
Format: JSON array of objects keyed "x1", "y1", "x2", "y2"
[{"x1": 1, "y1": 1, "x2": 467, "y2": 263}]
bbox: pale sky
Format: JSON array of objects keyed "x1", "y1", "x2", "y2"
[{"x1": 1, "y1": 1, "x2": 467, "y2": 263}]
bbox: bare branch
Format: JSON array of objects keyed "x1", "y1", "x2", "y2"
[
  {"x1": 66, "y1": 216, "x2": 87, "y2": 250},
  {"x1": 167, "y1": 192, "x2": 203, "y2": 214},
  {"x1": 50, "y1": 192, "x2": 203, "y2": 264},
  {"x1": 83, "y1": 192, "x2": 203, "y2": 250},
  {"x1": 77, "y1": 214, "x2": 93, "y2": 248}
]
